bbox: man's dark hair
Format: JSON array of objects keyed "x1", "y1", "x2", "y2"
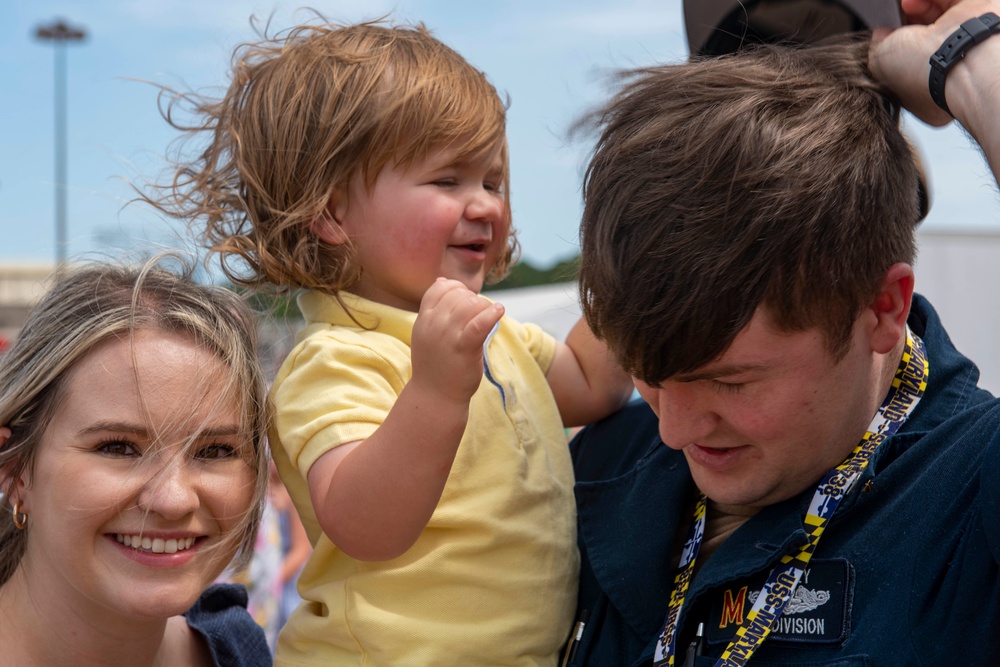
[{"x1": 578, "y1": 36, "x2": 920, "y2": 384}]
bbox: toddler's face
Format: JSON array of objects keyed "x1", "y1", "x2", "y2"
[{"x1": 330, "y1": 144, "x2": 507, "y2": 311}]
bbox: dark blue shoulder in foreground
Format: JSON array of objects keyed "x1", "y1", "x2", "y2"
[
  {"x1": 571, "y1": 398, "x2": 664, "y2": 482},
  {"x1": 185, "y1": 583, "x2": 273, "y2": 667}
]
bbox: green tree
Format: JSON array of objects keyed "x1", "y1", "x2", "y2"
[{"x1": 485, "y1": 253, "x2": 580, "y2": 291}]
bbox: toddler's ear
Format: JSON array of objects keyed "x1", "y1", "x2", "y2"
[
  {"x1": 310, "y1": 191, "x2": 349, "y2": 245},
  {"x1": 310, "y1": 213, "x2": 348, "y2": 245}
]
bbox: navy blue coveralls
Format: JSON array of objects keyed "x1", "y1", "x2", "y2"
[{"x1": 568, "y1": 296, "x2": 1000, "y2": 666}]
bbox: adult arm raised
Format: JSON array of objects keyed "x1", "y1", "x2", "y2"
[{"x1": 870, "y1": 0, "x2": 1000, "y2": 183}]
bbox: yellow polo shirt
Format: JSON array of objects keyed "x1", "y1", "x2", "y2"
[{"x1": 271, "y1": 291, "x2": 578, "y2": 666}]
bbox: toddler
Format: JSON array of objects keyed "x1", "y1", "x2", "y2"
[{"x1": 148, "y1": 20, "x2": 632, "y2": 667}]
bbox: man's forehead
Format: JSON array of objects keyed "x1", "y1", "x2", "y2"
[{"x1": 666, "y1": 308, "x2": 825, "y2": 382}]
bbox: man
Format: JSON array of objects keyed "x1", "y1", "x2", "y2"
[{"x1": 565, "y1": 1, "x2": 1000, "y2": 665}]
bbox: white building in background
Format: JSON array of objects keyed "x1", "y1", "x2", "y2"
[
  {"x1": 913, "y1": 228, "x2": 1000, "y2": 394},
  {"x1": 490, "y1": 228, "x2": 1000, "y2": 395},
  {"x1": 0, "y1": 263, "x2": 54, "y2": 347}
]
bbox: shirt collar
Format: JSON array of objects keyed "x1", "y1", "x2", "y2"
[{"x1": 297, "y1": 290, "x2": 418, "y2": 346}]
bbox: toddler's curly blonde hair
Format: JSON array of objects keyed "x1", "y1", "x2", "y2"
[{"x1": 147, "y1": 19, "x2": 518, "y2": 294}]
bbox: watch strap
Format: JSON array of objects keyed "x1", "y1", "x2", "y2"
[{"x1": 928, "y1": 12, "x2": 1000, "y2": 116}]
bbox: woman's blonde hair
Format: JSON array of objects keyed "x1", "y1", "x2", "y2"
[
  {"x1": 0, "y1": 257, "x2": 270, "y2": 586},
  {"x1": 146, "y1": 19, "x2": 518, "y2": 294}
]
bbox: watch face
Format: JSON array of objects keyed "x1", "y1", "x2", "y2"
[{"x1": 686, "y1": 0, "x2": 903, "y2": 56}]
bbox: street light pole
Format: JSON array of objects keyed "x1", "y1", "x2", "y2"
[{"x1": 35, "y1": 19, "x2": 87, "y2": 269}]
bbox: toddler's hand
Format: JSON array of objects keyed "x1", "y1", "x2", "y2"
[{"x1": 410, "y1": 278, "x2": 504, "y2": 406}]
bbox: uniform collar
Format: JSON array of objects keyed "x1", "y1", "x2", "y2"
[
  {"x1": 903, "y1": 294, "x2": 993, "y2": 433},
  {"x1": 575, "y1": 440, "x2": 694, "y2": 640},
  {"x1": 576, "y1": 441, "x2": 816, "y2": 641}
]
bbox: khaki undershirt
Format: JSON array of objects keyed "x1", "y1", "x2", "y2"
[{"x1": 671, "y1": 500, "x2": 761, "y2": 575}]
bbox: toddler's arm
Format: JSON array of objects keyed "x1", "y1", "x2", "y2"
[
  {"x1": 546, "y1": 318, "x2": 634, "y2": 428},
  {"x1": 306, "y1": 278, "x2": 503, "y2": 562}
]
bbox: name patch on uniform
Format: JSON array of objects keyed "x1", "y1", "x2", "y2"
[{"x1": 706, "y1": 558, "x2": 852, "y2": 646}]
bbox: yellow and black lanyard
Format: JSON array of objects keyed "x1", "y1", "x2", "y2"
[{"x1": 654, "y1": 328, "x2": 929, "y2": 667}]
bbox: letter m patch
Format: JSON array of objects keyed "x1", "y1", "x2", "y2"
[{"x1": 720, "y1": 586, "x2": 747, "y2": 628}]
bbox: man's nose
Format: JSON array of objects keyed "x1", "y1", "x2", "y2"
[{"x1": 651, "y1": 383, "x2": 719, "y2": 450}]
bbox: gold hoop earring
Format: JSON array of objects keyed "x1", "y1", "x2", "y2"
[{"x1": 12, "y1": 500, "x2": 27, "y2": 530}]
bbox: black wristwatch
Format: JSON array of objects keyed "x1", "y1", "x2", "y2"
[{"x1": 928, "y1": 12, "x2": 1000, "y2": 116}]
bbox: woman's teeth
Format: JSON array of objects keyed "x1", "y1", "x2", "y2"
[{"x1": 115, "y1": 534, "x2": 196, "y2": 554}]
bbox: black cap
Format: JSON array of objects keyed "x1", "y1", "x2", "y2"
[
  {"x1": 684, "y1": 0, "x2": 902, "y2": 57},
  {"x1": 682, "y1": 0, "x2": 928, "y2": 222}
]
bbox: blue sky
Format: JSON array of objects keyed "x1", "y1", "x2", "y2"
[{"x1": 3, "y1": 0, "x2": 998, "y2": 270}]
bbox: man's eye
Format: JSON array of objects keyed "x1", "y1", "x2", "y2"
[
  {"x1": 196, "y1": 444, "x2": 238, "y2": 460},
  {"x1": 711, "y1": 380, "x2": 744, "y2": 395},
  {"x1": 97, "y1": 439, "x2": 138, "y2": 457}
]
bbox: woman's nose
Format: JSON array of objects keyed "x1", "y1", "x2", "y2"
[{"x1": 137, "y1": 457, "x2": 200, "y2": 520}]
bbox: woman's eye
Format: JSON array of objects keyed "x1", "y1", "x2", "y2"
[
  {"x1": 97, "y1": 439, "x2": 138, "y2": 457},
  {"x1": 195, "y1": 444, "x2": 238, "y2": 460}
]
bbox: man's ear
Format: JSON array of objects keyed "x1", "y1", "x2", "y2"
[
  {"x1": 309, "y1": 189, "x2": 350, "y2": 246},
  {"x1": 868, "y1": 262, "x2": 915, "y2": 354}
]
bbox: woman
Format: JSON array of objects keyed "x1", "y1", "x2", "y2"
[{"x1": 0, "y1": 260, "x2": 272, "y2": 666}]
